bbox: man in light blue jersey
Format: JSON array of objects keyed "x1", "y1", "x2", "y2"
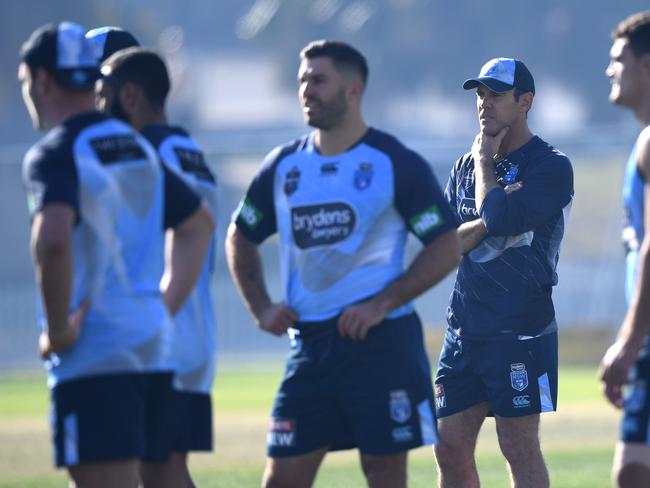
[
  {"x1": 600, "y1": 11, "x2": 650, "y2": 488},
  {"x1": 18, "y1": 22, "x2": 214, "y2": 488},
  {"x1": 434, "y1": 58, "x2": 573, "y2": 488},
  {"x1": 93, "y1": 44, "x2": 218, "y2": 488},
  {"x1": 226, "y1": 40, "x2": 461, "y2": 488}
]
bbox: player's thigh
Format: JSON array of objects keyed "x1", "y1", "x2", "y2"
[
  {"x1": 263, "y1": 447, "x2": 328, "y2": 488},
  {"x1": 359, "y1": 451, "x2": 408, "y2": 488},
  {"x1": 613, "y1": 441, "x2": 650, "y2": 482},
  {"x1": 436, "y1": 401, "x2": 490, "y2": 451},
  {"x1": 494, "y1": 412, "x2": 541, "y2": 453},
  {"x1": 68, "y1": 459, "x2": 139, "y2": 488}
]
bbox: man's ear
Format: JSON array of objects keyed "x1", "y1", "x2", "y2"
[
  {"x1": 519, "y1": 92, "x2": 533, "y2": 113},
  {"x1": 346, "y1": 77, "x2": 365, "y2": 104},
  {"x1": 33, "y1": 67, "x2": 54, "y2": 96},
  {"x1": 119, "y1": 81, "x2": 141, "y2": 110},
  {"x1": 640, "y1": 52, "x2": 650, "y2": 80}
]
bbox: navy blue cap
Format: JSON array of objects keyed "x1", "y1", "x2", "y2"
[
  {"x1": 86, "y1": 27, "x2": 140, "y2": 63},
  {"x1": 20, "y1": 22, "x2": 100, "y2": 89},
  {"x1": 463, "y1": 58, "x2": 535, "y2": 95}
]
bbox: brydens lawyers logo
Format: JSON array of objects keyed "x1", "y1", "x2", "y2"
[
  {"x1": 267, "y1": 418, "x2": 296, "y2": 447},
  {"x1": 291, "y1": 202, "x2": 356, "y2": 249}
]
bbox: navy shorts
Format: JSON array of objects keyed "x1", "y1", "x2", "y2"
[
  {"x1": 434, "y1": 329, "x2": 558, "y2": 418},
  {"x1": 621, "y1": 349, "x2": 650, "y2": 444},
  {"x1": 267, "y1": 313, "x2": 438, "y2": 458},
  {"x1": 168, "y1": 390, "x2": 213, "y2": 452},
  {"x1": 50, "y1": 372, "x2": 173, "y2": 467}
]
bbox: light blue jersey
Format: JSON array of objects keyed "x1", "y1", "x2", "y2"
[
  {"x1": 142, "y1": 124, "x2": 217, "y2": 393},
  {"x1": 23, "y1": 112, "x2": 201, "y2": 387},
  {"x1": 623, "y1": 137, "x2": 646, "y2": 304},
  {"x1": 234, "y1": 128, "x2": 456, "y2": 321}
]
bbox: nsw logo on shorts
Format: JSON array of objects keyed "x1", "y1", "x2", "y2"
[
  {"x1": 510, "y1": 363, "x2": 529, "y2": 392},
  {"x1": 267, "y1": 418, "x2": 296, "y2": 447},
  {"x1": 434, "y1": 384, "x2": 446, "y2": 409},
  {"x1": 389, "y1": 390, "x2": 412, "y2": 423}
]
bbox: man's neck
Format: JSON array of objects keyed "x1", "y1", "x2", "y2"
[
  {"x1": 314, "y1": 115, "x2": 368, "y2": 156},
  {"x1": 132, "y1": 110, "x2": 167, "y2": 132},
  {"x1": 46, "y1": 94, "x2": 96, "y2": 129},
  {"x1": 496, "y1": 123, "x2": 534, "y2": 159}
]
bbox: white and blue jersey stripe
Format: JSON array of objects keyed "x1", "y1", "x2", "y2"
[
  {"x1": 233, "y1": 127, "x2": 457, "y2": 321},
  {"x1": 445, "y1": 135, "x2": 574, "y2": 340},
  {"x1": 22, "y1": 112, "x2": 200, "y2": 386},
  {"x1": 141, "y1": 124, "x2": 217, "y2": 394}
]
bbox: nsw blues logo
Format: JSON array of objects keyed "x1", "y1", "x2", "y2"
[
  {"x1": 389, "y1": 390, "x2": 412, "y2": 423},
  {"x1": 496, "y1": 160, "x2": 519, "y2": 186},
  {"x1": 510, "y1": 363, "x2": 528, "y2": 392},
  {"x1": 284, "y1": 166, "x2": 301, "y2": 195},
  {"x1": 354, "y1": 162, "x2": 373, "y2": 190}
]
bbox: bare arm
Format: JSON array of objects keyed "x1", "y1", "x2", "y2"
[
  {"x1": 225, "y1": 223, "x2": 298, "y2": 336},
  {"x1": 338, "y1": 228, "x2": 461, "y2": 340},
  {"x1": 600, "y1": 128, "x2": 650, "y2": 407},
  {"x1": 457, "y1": 220, "x2": 488, "y2": 254},
  {"x1": 161, "y1": 202, "x2": 215, "y2": 315},
  {"x1": 458, "y1": 181, "x2": 523, "y2": 254},
  {"x1": 31, "y1": 203, "x2": 83, "y2": 354}
]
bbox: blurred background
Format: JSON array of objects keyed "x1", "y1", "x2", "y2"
[{"x1": 2, "y1": 0, "x2": 648, "y2": 371}]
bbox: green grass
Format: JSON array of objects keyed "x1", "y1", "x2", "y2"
[{"x1": 0, "y1": 365, "x2": 619, "y2": 487}]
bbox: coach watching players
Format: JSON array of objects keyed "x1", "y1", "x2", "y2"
[
  {"x1": 226, "y1": 40, "x2": 460, "y2": 488},
  {"x1": 433, "y1": 58, "x2": 574, "y2": 488},
  {"x1": 95, "y1": 44, "x2": 219, "y2": 488},
  {"x1": 600, "y1": 11, "x2": 650, "y2": 488},
  {"x1": 19, "y1": 22, "x2": 213, "y2": 488}
]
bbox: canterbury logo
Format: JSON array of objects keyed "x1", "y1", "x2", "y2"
[{"x1": 512, "y1": 395, "x2": 531, "y2": 407}]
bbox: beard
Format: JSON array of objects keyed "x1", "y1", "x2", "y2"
[{"x1": 304, "y1": 87, "x2": 347, "y2": 130}]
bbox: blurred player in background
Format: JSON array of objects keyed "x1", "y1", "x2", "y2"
[
  {"x1": 434, "y1": 57, "x2": 573, "y2": 488},
  {"x1": 226, "y1": 39, "x2": 460, "y2": 488},
  {"x1": 600, "y1": 10, "x2": 650, "y2": 488},
  {"x1": 19, "y1": 21, "x2": 213, "y2": 488},
  {"x1": 94, "y1": 42, "x2": 218, "y2": 488}
]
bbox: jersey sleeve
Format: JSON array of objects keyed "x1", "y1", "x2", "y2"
[
  {"x1": 480, "y1": 153, "x2": 573, "y2": 236},
  {"x1": 22, "y1": 145, "x2": 79, "y2": 217},
  {"x1": 162, "y1": 163, "x2": 201, "y2": 229},
  {"x1": 443, "y1": 156, "x2": 464, "y2": 225},
  {"x1": 231, "y1": 148, "x2": 280, "y2": 244},
  {"x1": 394, "y1": 150, "x2": 458, "y2": 244}
]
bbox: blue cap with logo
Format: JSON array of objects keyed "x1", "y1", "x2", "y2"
[
  {"x1": 86, "y1": 26, "x2": 140, "y2": 63},
  {"x1": 20, "y1": 21, "x2": 100, "y2": 89},
  {"x1": 463, "y1": 57, "x2": 535, "y2": 95}
]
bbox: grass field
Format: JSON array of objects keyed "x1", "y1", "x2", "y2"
[{"x1": 0, "y1": 362, "x2": 620, "y2": 488}]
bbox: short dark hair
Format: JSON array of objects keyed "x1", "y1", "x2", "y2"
[
  {"x1": 300, "y1": 40, "x2": 368, "y2": 86},
  {"x1": 101, "y1": 47, "x2": 170, "y2": 108},
  {"x1": 613, "y1": 11, "x2": 650, "y2": 57}
]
